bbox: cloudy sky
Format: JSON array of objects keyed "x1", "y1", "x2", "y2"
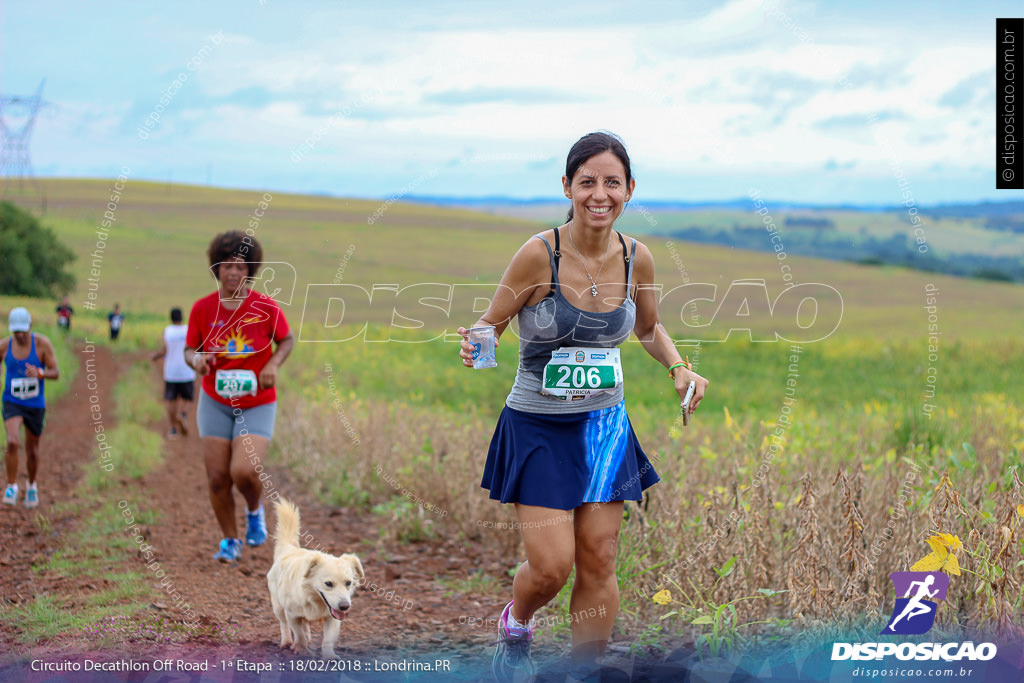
[{"x1": 1, "y1": 0, "x2": 1017, "y2": 205}]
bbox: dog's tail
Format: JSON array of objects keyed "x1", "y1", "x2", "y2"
[{"x1": 273, "y1": 498, "x2": 301, "y2": 559}]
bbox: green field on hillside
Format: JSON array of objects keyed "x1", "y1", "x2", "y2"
[{"x1": 5, "y1": 180, "x2": 1024, "y2": 342}]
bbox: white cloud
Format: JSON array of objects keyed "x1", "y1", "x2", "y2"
[{"x1": 5, "y1": 0, "x2": 1018, "y2": 203}]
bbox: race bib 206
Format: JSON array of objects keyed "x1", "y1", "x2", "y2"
[{"x1": 541, "y1": 347, "x2": 622, "y2": 402}]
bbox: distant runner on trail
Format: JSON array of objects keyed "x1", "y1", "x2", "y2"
[
  {"x1": 457, "y1": 132, "x2": 709, "y2": 681},
  {"x1": 151, "y1": 307, "x2": 196, "y2": 439},
  {"x1": 2, "y1": 308, "x2": 60, "y2": 509},
  {"x1": 185, "y1": 231, "x2": 294, "y2": 563},
  {"x1": 108, "y1": 303, "x2": 124, "y2": 341},
  {"x1": 55, "y1": 297, "x2": 73, "y2": 333}
]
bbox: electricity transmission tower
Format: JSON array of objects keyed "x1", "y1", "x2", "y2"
[{"x1": 1, "y1": 80, "x2": 46, "y2": 191}]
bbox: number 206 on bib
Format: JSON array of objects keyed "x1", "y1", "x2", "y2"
[{"x1": 541, "y1": 348, "x2": 623, "y2": 401}]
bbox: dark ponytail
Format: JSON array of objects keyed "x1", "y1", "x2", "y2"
[{"x1": 563, "y1": 131, "x2": 633, "y2": 222}]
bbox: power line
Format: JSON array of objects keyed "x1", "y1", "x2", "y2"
[{"x1": 1, "y1": 80, "x2": 47, "y2": 191}]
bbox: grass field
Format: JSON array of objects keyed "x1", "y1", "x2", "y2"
[{"x1": 2, "y1": 179, "x2": 1023, "y2": 651}]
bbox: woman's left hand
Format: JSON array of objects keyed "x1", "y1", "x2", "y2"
[
  {"x1": 259, "y1": 363, "x2": 279, "y2": 389},
  {"x1": 674, "y1": 367, "x2": 709, "y2": 415}
]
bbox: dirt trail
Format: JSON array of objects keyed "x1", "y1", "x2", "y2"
[
  {"x1": 0, "y1": 344, "x2": 518, "y2": 677},
  {"x1": 0, "y1": 342, "x2": 118, "y2": 603},
  {"x1": 130, "y1": 358, "x2": 502, "y2": 660}
]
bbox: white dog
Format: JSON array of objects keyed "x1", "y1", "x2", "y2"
[{"x1": 267, "y1": 498, "x2": 364, "y2": 658}]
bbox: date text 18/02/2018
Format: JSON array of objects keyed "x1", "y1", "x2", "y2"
[{"x1": 286, "y1": 659, "x2": 452, "y2": 673}]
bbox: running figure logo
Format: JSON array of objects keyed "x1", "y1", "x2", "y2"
[{"x1": 882, "y1": 572, "x2": 949, "y2": 635}]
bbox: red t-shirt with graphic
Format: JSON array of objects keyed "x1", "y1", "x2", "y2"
[{"x1": 186, "y1": 288, "x2": 291, "y2": 409}]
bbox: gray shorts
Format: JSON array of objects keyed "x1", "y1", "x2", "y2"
[{"x1": 196, "y1": 391, "x2": 276, "y2": 441}]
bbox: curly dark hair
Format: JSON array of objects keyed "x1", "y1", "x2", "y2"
[{"x1": 207, "y1": 230, "x2": 263, "y2": 279}]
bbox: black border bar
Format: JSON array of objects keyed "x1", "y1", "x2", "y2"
[{"x1": 997, "y1": 18, "x2": 1023, "y2": 190}]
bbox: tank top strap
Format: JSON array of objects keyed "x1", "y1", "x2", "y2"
[
  {"x1": 533, "y1": 233, "x2": 560, "y2": 294},
  {"x1": 626, "y1": 238, "x2": 637, "y2": 292},
  {"x1": 553, "y1": 228, "x2": 563, "y2": 271},
  {"x1": 29, "y1": 333, "x2": 36, "y2": 356},
  {"x1": 615, "y1": 231, "x2": 628, "y2": 279}
]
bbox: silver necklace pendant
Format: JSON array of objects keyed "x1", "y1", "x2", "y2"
[{"x1": 568, "y1": 221, "x2": 610, "y2": 300}]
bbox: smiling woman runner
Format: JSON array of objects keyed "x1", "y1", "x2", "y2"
[
  {"x1": 185, "y1": 231, "x2": 294, "y2": 563},
  {"x1": 458, "y1": 132, "x2": 709, "y2": 680}
]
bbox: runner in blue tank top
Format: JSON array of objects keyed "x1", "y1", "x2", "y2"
[
  {"x1": 2, "y1": 307, "x2": 60, "y2": 508},
  {"x1": 458, "y1": 133, "x2": 710, "y2": 681}
]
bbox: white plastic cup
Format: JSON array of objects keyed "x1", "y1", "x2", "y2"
[{"x1": 467, "y1": 326, "x2": 497, "y2": 369}]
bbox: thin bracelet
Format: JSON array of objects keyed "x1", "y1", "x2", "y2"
[{"x1": 667, "y1": 361, "x2": 688, "y2": 378}]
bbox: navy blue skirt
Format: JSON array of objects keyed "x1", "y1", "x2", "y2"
[{"x1": 481, "y1": 401, "x2": 660, "y2": 510}]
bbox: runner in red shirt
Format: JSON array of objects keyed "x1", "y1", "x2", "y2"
[{"x1": 185, "y1": 231, "x2": 294, "y2": 562}]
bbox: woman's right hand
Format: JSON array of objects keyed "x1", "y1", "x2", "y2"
[
  {"x1": 195, "y1": 344, "x2": 229, "y2": 375},
  {"x1": 192, "y1": 346, "x2": 225, "y2": 376},
  {"x1": 191, "y1": 353, "x2": 212, "y2": 375},
  {"x1": 457, "y1": 327, "x2": 475, "y2": 367},
  {"x1": 457, "y1": 326, "x2": 499, "y2": 367}
]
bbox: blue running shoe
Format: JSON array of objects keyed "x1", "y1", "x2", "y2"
[
  {"x1": 25, "y1": 485, "x2": 38, "y2": 509},
  {"x1": 245, "y1": 505, "x2": 267, "y2": 547},
  {"x1": 214, "y1": 537, "x2": 242, "y2": 562},
  {"x1": 492, "y1": 601, "x2": 535, "y2": 683},
  {"x1": 2, "y1": 484, "x2": 17, "y2": 506}
]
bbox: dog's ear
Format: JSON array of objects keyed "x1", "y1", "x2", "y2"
[
  {"x1": 344, "y1": 554, "x2": 365, "y2": 582},
  {"x1": 304, "y1": 556, "x2": 320, "y2": 579}
]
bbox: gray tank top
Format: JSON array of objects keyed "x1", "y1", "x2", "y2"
[{"x1": 505, "y1": 233, "x2": 637, "y2": 414}]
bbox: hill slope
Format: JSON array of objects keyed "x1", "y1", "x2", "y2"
[{"x1": 3, "y1": 179, "x2": 1022, "y2": 341}]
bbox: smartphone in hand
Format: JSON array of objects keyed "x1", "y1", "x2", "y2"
[{"x1": 681, "y1": 380, "x2": 696, "y2": 426}]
